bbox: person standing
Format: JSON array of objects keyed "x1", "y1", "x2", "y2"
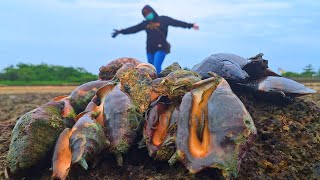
[{"x1": 112, "y1": 5, "x2": 199, "y2": 74}]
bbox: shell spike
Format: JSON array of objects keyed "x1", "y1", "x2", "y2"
[
  {"x1": 53, "y1": 95, "x2": 69, "y2": 101},
  {"x1": 96, "y1": 83, "x2": 116, "y2": 104},
  {"x1": 77, "y1": 159, "x2": 89, "y2": 170}
]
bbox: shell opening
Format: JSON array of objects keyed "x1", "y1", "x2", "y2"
[{"x1": 188, "y1": 78, "x2": 219, "y2": 158}]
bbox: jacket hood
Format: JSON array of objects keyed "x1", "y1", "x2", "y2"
[{"x1": 142, "y1": 5, "x2": 158, "y2": 17}]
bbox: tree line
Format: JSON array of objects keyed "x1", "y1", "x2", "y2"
[
  {"x1": 0, "y1": 63, "x2": 319, "y2": 85},
  {"x1": 281, "y1": 64, "x2": 320, "y2": 78},
  {"x1": 0, "y1": 63, "x2": 97, "y2": 84}
]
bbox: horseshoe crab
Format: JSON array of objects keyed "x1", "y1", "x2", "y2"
[
  {"x1": 239, "y1": 76, "x2": 317, "y2": 97},
  {"x1": 192, "y1": 53, "x2": 249, "y2": 81},
  {"x1": 241, "y1": 53, "x2": 280, "y2": 80},
  {"x1": 192, "y1": 53, "x2": 316, "y2": 98}
]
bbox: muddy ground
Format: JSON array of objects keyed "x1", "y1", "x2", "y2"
[{"x1": 0, "y1": 85, "x2": 319, "y2": 180}]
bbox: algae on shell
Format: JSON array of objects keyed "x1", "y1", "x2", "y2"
[{"x1": 6, "y1": 101, "x2": 66, "y2": 174}]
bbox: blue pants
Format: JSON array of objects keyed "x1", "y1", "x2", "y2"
[{"x1": 147, "y1": 50, "x2": 166, "y2": 75}]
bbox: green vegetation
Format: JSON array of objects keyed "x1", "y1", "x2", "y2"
[
  {"x1": 0, "y1": 63, "x2": 97, "y2": 86},
  {"x1": 282, "y1": 64, "x2": 320, "y2": 82},
  {"x1": 282, "y1": 64, "x2": 319, "y2": 78}
]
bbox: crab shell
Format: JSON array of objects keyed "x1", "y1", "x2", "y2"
[
  {"x1": 69, "y1": 80, "x2": 110, "y2": 114},
  {"x1": 176, "y1": 76, "x2": 257, "y2": 177},
  {"x1": 192, "y1": 53, "x2": 249, "y2": 81},
  {"x1": 144, "y1": 102, "x2": 178, "y2": 161},
  {"x1": 103, "y1": 85, "x2": 144, "y2": 166},
  {"x1": 99, "y1": 57, "x2": 141, "y2": 80},
  {"x1": 244, "y1": 76, "x2": 317, "y2": 97},
  {"x1": 6, "y1": 101, "x2": 66, "y2": 174}
]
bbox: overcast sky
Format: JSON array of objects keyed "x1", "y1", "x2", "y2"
[{"x1": 0, "y1": 0, "x2": 319, "y2": 74}]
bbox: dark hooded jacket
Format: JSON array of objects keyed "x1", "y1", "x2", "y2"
[{"x1": 119, "y1": 5, "x2": 194, "y2": 53}]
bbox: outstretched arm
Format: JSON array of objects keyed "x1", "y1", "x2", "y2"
[
  {"x1": 165, "y1": 16, "x2": 199, "y2": 30},
  {"x1": 112, "y1": 22, "x2": 146, "y2": 38}
]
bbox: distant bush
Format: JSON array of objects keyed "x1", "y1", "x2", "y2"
[
  {"x1": 281, "y1": 71, "x2": 301, "y2": 78},
  {"x1": 0, "y1": 63, "x2": 97, "y2": 85},
  {"x1": 281, "y1": 64, "x2": 320, "y2": 82},
  {"x1": 282, "y1": 64, "x2": 320, "y2": 78}
]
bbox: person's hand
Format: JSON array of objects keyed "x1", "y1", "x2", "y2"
[
  {"x1": 112, "y1": 29, "x2": 120, "y2": 38},
  {"x1": 193, "y1": 23, "x2": 199, "y2": 30}
]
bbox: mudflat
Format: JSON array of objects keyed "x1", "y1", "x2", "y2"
[{"x1": 0, "y1": 83, "x2": 319, "y2": 179}]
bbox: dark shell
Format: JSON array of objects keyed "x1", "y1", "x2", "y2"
[
  {"x1": 176, "y1": 77, "x2": 256, "y2": 177},
  {"x1": 192, "y1": 53, "x2": 249, "y2": 81},
  {"x1": 242, "y1": 54, "x2": 280, "y2": 80},
  {"x1": 151, "y1": 70, "x2": 202, "y2": 101},
  {"x1": 99, "y1": 57, "x2": 141, "y2": 80},
  {"x1": 6, "y1": 101, "x2": 65, "y2": 174},
  {"x1": 69, "y1": 80, "x2": 110, "y2": 114},
  {"x1": 144, "y1": 103, "x2": 178, "y2": 161},
  {"x1": 104, "y1": 85, "x2": 144, "y2": 166},
  {"x1": 254, "y1": 76, "x2": 317, "y2": 96},
  {"x1": 69, "y1": 112, "x2": 107, "y2": 170},
  {"x1": 158, "y1": 62, "x2": 182, "y2": 78}
]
